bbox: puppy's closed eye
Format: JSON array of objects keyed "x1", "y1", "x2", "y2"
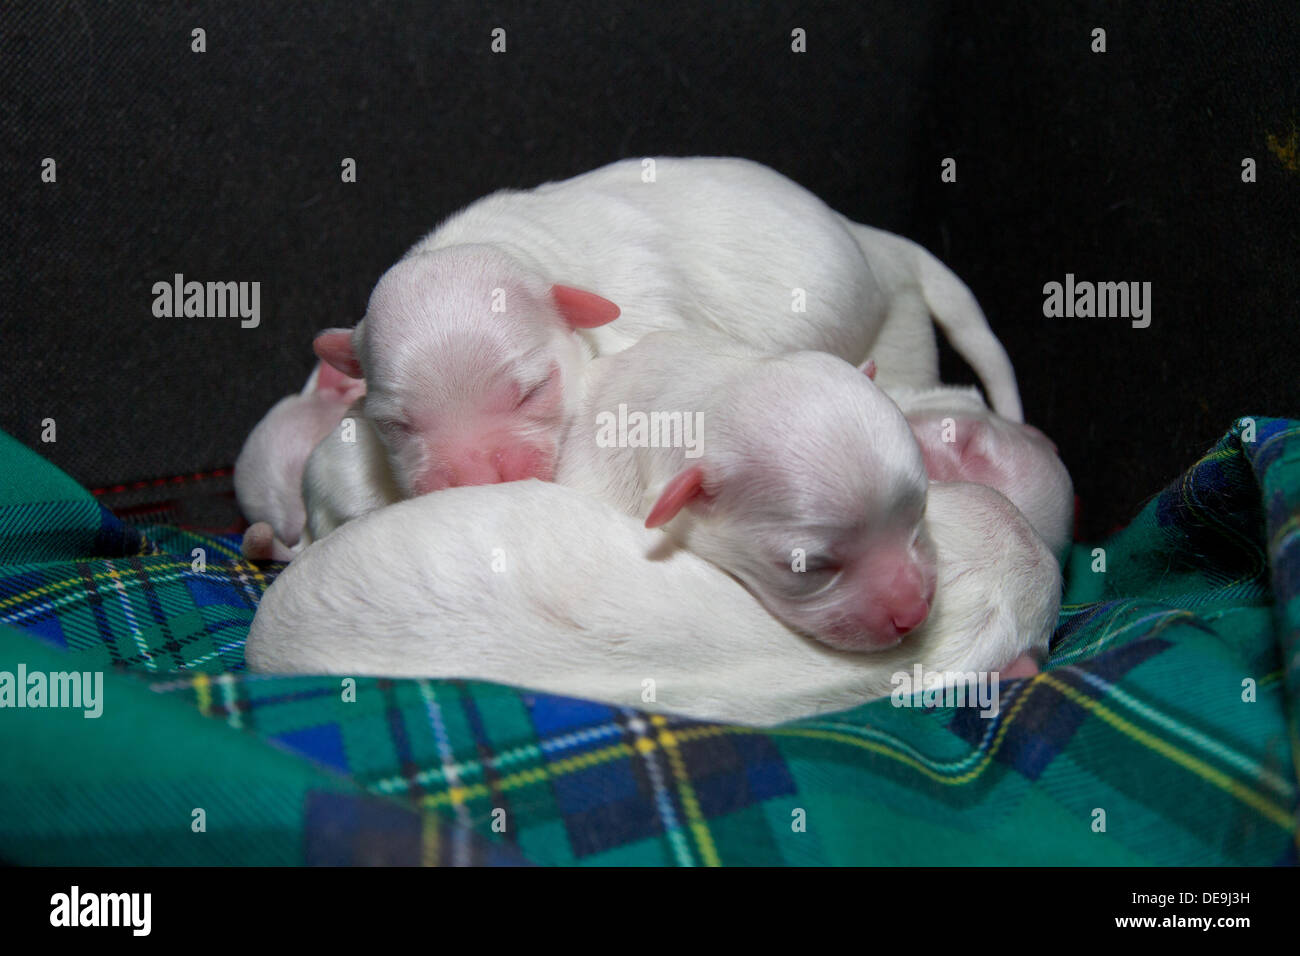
[
  {"x1": 804, "y1": 558, "x2": 842, "y2": 576},
  {"x1": 777, "y1": 555, "x2": 842, "y2": 577},
  {"x1": 373, "y1": 419, "x2": 412, "y2": 437},
  {"x1": 515, "y1": 379, "x2": 550, "y2": 408},
  {"x1": 514, "y1": 365, "x2": 562, "y2": 411}
]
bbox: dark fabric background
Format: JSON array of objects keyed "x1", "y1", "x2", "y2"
[{"x1": 2, "y1": 1, "x2": 1296, "y2": 536}]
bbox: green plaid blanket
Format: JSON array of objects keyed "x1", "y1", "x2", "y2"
[{"x1": 1, "y1": 419, "x2": 1296, "y2": 865}]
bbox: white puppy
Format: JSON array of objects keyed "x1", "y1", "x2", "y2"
[
  {"x1": 234, "y1": 362, "x2": 365, "y2": 556},
  {"x1": 246, "y1": 480, "x2": 1059, "y2": 727},
  {"x1": 295, "y1": 331, "x2": 937, "y2": 653},
  {"x1": 310, "y1": 157, "x2": 1021, "y2": 499},
  {"x1": 299, "y1": 400, "x2": 402, "y2": 545},
  {"x1": 556, "y1": 331, "x2": 933, "y2": 651},
  {"x1": 889, "y1": 384, "x2": 1074, "y2": 562}
]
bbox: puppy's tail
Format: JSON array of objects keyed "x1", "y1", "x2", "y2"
[{"x1": 846, "y1": 223, "x2": 1023, "y2": 422}]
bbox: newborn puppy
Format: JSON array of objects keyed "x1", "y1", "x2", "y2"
[
  {"x1": 315, "y1": 246, "x2": 615, "y2": 497},
  {"x1": 234, "y1": 362, "x2": 366, "y2": 554},
  {"x1": 889, "y1": 384, "x2": 1074, "y2": 561},
  {"x1": 556, "y1": 332, "x2": 934, "y2": 651},
  {"x1": 300, "y1": 400, "x2": 402, "y2": 546},
  {"x1": 246, "y1": 481, "x2": 1059, "y2": 727},
  {"x1": 312, "y1": 157, "x2": 1021, "y2": 499}
]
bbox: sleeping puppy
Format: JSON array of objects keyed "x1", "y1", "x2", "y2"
[
  {"x1": 299, "y1": 398, "x2": 402, "y2": 546},
  {"x1": 310, "y1": 157, "x2": 1021, "y2": 501},
  {"x1": 234, "y1": 362, "x2": 365, "y2": 558},
  {"x1": 293, "y1": 328, "x2": 936, "y2": 653},
  {"x1": 555, "y1": 331, "x2": 934, "y2": 652},
  {"x1": 245, "y1": 480, "x2": 1059, "y2": 727},
  {"x1": 245, "y1": 398, "x2": 403, "y2": 562},
  {"x1": 888, "y1": 384, "x2": 1074, "y2": 562}
]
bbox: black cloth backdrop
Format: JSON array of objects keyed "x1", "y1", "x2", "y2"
[{"x1": 2, "y1": 1, "x2": 1297, "y2": 537}]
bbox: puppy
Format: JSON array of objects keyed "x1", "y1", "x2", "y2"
[
  {"x1": 311, "y1": 157, "x2": 1021, "y2": 499},
  {"x1": 299, "y1": 399, "x2": 402, "y2": 546},
  {"x1": 234, "y1": 362, "x2": 365, "y2": 556},
  {"x1": 556, "y1": 332, "x2": 933, "y2": 651},
  {"x1": 295, "y1": 331, "x2": 938, "y2": 653},
  {"x1": 889, "y1": 384, "x2": 1074, "y2": 561},
  {"x1": 246, "y1": 480, "x2": 1059, "y2": 727}
]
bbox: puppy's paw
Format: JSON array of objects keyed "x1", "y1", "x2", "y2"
[{"x1": 242, "y1": 522, "x2": 294, "y2": 562}]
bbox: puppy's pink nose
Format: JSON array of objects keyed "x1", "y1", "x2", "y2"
[
  {"x1": 494, "y1": 444, "x2": 555, "y2": 483},
  {"x1": 414, "y1": 456, "x2": 503, "y2": 494},
  {"x1": 890, "y1": 599, "x2": 930, "y2": 635},
  {"x1": 446, "y1": 458, "x2": 503, "y2": 488},
  {"x1": 883, "y1": 564, "x2": 934, "y2": 635}
]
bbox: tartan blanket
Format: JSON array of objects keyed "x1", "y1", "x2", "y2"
[{"x1": 0, "y1": 419, "x2": 1296, "y2": 866}]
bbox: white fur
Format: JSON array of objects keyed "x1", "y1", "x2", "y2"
[
  {"x1": 424, "y1": 159, "x2": 1019, "y2": 417},
  {"x1": 246, "y1": 480, "x2": 1058, "y2": 726},
  {"x1": 328, "y1": 156, "x2": 1021, "y2": 499},
  {"x1": 888, "y1": 384, "x2": 1074, "y2": 561},
  {"x1": 298, "y1": 331, "x2": 936, "y2": 653},
  {"x1": 234, "y1": 366, "x2": 364, "y2": 548},
  {"x1": 841, "y1": 224, "x2": 1022, "y2": 420},
  {"x1": 555, "y1": 330, "x2": 932, "y2": 650},
  {"x1": 348, "y1": 246, "x2": 591, "y2": 496},
  {"x1": 300, "y1": 400, "x2": 403, "y2": 545}
]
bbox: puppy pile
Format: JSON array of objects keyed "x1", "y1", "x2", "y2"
[{"x1": 238, "y1": 157, "x2": 1071, "y2": 726}]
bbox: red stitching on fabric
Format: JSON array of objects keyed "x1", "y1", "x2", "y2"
[{"x1": 90, "y1": 466, "x2": 235, "y2": 496}]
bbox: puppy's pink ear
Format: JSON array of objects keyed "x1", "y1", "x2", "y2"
[
  {"x1": 314, "y1": 360, "x2": 364, "y2": 396},
  {"x1": 551, "y1": 285, "x2": 621, "y2": 329},
  {"x1": 645, "y1": 466, "x2": 707, "y2": 528},
  {"x1": 858, "y1": 358, "x2": 877, "y2": 380},
  {"x1": 313, "y1": 329, "x2": 363, "y2": 379}
]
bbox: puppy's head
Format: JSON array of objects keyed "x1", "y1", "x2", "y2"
[
  {"x1": 313, "y1": 246, "x2": 619, "y2": 497},
  {"x1": 907, "y1": 407, "x2": 1073, "y2": 560},
  {"x1": 645, "y1": 351, "x2": 935, "y2": 652}
]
